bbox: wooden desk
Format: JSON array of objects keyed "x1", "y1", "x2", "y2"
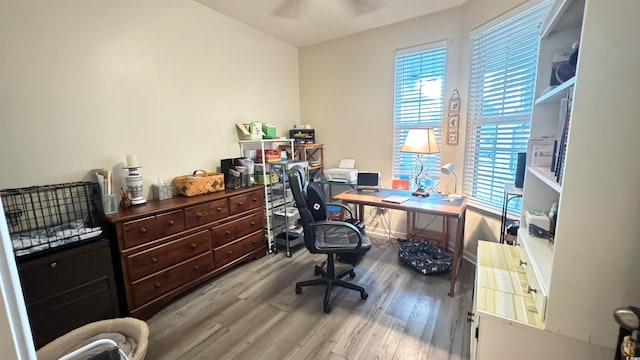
[{"x1": 333, "y1": 189, "x2": 467, "y2": 297}]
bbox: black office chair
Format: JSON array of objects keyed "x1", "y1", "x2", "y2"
[{"x1": 288, "y1": 167, "x2": 371, "y2": 313}]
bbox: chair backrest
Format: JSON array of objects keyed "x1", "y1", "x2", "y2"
[
  {"x1": 306, "y1": 181, "x2": 327, "y2": 221},
  {"x1": 288, "y1": 166, "x2": 319, "y2": 253}
]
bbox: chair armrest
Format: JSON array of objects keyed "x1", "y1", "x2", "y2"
[
  {"x1": 325, "y1": 202, "x2": 355, "y2": 219},
  {"x1": 310, "y1": 220, "x2": 363, "y2": 249}
]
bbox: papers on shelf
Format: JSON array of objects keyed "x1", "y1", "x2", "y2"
[
  {"x1": 528, "y1": 135, "x2": 555, "y2": 168},
  {"x1": 273, "y1": 207, "x2": 298, "y2": 217}
]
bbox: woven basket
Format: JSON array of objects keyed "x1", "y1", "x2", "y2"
[{"x1": 175, "y1": 170, "x2": 225, "y2": 197}]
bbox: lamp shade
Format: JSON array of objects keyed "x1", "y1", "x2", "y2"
[
  {"x1": 400, "y1": 128, "x2": 439, "y2": 154},
  {"x1": 441, "y1": 162, "x2": 455, "y2": 175}
]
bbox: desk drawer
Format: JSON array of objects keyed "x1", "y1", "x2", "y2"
[
  {"x1": 229, "y1": 190, "x2": 263, "y2": 215},
  {"x1": 126, "y1": 230, "x2": 211, "y2": 281},
  {"x1": 211, "y1": 212, "x2": 264, "y2": 248},
  {"x1": 214, "y1": 231, "x2": 264, "y2": 268},
  {"x1": 131, "y1": 252, "x2": 213, "y2": 307},
  {"x1": 122, "y1": 210, "x2": 185, "y2": 248},
  {"x1": 185, "y1": 199, "x2": 229, "y2": 228}
]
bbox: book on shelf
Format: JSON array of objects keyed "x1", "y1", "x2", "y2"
[{"x1": 554, "y1": 96, "x2": 572, "y2": 185}]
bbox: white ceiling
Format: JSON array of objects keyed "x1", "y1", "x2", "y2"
[{"x1": 195, "y1": 0, "x2": 468, "y2": 47}]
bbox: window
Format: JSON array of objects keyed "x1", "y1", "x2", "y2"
[
  {"x1": 463, "y1": 3, "x2": 549, "y2": 211},
  {"x1": 393, "y1": 43, "x2": 446, "y2": 188}
]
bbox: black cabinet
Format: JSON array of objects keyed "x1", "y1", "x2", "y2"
[{"x1": 17, "y1": 237, "x2": 121, "y2": 348}]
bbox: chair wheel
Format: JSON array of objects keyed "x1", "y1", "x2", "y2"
[
  {"x1": 324, "y1": 303, "x2": 332, "y2": 313},
  {"x1": 295, "y1": 286, "x2": 302, "y2": 295},
  {"x1": 349, "y1": 270, "x2": 356, "y2": 278},
  {"x1": 361, "y1": 291, "x2": 368, "y2": 300},
  {"x1": 286, "y1": 251, "x2": 292, "y2": 258}
]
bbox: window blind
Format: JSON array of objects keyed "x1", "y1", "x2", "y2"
[
  {"x1": 393, "y1": 44, "x2": 446, "y2": 186},
  {"x1": 463, "y1": 3, "x2": 549, "y2": 211}
]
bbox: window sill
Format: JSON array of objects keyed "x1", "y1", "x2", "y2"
[{"x1": 465, "y1": 199, "x2": 519, "y2": 220}]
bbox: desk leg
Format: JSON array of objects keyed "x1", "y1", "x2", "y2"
[
  {"x1": 448, "y1": 210, "x2": 466, "y2": 297},
  {"x1": 358, "y1": 204, "x2": 364, "y2": 222}
]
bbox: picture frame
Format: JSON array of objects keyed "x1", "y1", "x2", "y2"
[
  {"x1": 447, "y1": 130, "x2": 459, "y2": 146},
  {"x1": 448, "y1": 115, "x2": 459, "y2": 129},
  {"x1": 449, "y1": 99, "x2": 460, "y2": 114}
]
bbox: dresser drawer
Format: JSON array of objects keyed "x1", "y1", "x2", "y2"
[
  {"x1": 17, "y1": 238, "x2": 115, "y2": 308},
  {"x1": 131, "y1": 252, "x2": 213, "y2": 307},
  {"x1": 229, "y1": 190, "x2": 263, "y2": 215},
  {"x1": 126, "y1": 230, "x2": 211, "y2": 281},
  {"x1": 185, "y1": 198, "x2": 229, "y2": 228},
  {"x1": 122, "y1": 210, "x2": 185, "y2": 248},
  {"x1": 214, "y1": 231, "x2": 265, "y2": 268},
  {"x1": 211, "y1": 212, "x2": 264, "y2": 248}
]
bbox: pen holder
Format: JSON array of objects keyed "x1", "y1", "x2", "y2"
[{"x1": 101, "y1": 194, "x2": 118, "y2": 215}]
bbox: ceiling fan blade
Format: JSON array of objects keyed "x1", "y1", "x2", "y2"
[
  {"x1": 346, "y1": 0, "x2": 381, "y2": 16},
  {"x1": 272, "y1": 0, "x2": 307, "y2": 19}
]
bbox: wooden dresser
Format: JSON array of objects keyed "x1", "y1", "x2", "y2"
[{"x1": 104, "y1": 185, "x2": 265, "y2": 320}]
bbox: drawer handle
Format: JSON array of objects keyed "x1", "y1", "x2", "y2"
[
  {"x1": 216, "y1": 207, "x2": 222, "y2": 212},
  {"x1": 140, "y1": 227, "x2": 147, "y2": 234},
  {"x1": 237, "y1": 201, "x2": 244, "y2": 206},
  {"x1": 190, "y1": 243, "x2": 197, "y2": 249},
  {"x1": 50, "y1": 262, "x2": 57, "y2": 268},
  {"x1": 251, "y1": 197, "x2": 258, "y2": 202},
  {"x1": 168, "y1": 219, "x2": 175, "y2": 225},
  {"x1": 154, "y1": 282, "x2": 161, "y2": 288},
  {"x1": 251, "y1": 240, "x2": 257, "y2": 244},
  {"x1": 467, "y1": 311, "x2": 474, "y2": 323},
  {"x1": 151, "y1": 257, "x2": 158, "y2": 264},
  {"x1": 519, "y1": 259, "x2": 527, "y2": 266},
  {"x1": 193, "y1": 265, "x2": 199, "y2": 271},
  {"x1": 527, "y1": 285, "x2": 537, "y2": 294},
  {"x1": 225, "y1": 230, "x2": 231, "y2": 235},
  {"x1": 250, "y1": 221, "x2": 256, "y2": 226},
  {"x1": 227, "y1": 250, "x2": 233, "y2": 255},
  {"x1": 196, "y1": 212, "x2": 203, "y2": 218}
]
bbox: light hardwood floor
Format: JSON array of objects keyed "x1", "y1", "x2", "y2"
[{"x1": 146, "y1": 235, "x2": 475, "y2": 360}]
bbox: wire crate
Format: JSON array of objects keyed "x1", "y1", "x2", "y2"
[{"x1": 1, "y1": 181, "x2": 103, "y2": 257}]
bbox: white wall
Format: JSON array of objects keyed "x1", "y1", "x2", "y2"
[
  {"x1": 0, "y1": 203, "x2": 36, "y2": 360},
  {"x1": 0, "y1": 0, "x2": 299, "y2": 193},
  {"x1": 299, "y1": 0, "x2": 529, "y2": 256},
  {"x1": 0, "y1": 0, "x2": 299, "y2": 354}
]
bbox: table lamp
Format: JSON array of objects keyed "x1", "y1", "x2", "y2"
[
  {"x1": 400, "y1": 128, "x2": 439, "y2": 197},
  {"x1": 440, "y1": 162, "x2": 457, "y2": 194},
  {"x1": 441, "y1": 162, "x2": 463, "y2": 200}
]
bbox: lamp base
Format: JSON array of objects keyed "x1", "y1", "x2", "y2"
[{"x1": 411, "y1": 187, "x2": 430, "y2": 197}]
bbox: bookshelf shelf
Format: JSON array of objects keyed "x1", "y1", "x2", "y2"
[
  {"x1": 535, "y1": 76, "x2": 575, "y2": 105},
  {"x1": 528, "y1": 166, "x2": 562, "y2": 193}
]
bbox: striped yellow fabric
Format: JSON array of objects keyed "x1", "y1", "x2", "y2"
[
  {"x1": 476, "y1": 240, "x2": 544, "y2": 328},
  {"x1": 477, "y1": 287, "x2": 543, "y2": 327},
  {"x1": 477, "y1": 241, "x2": 523, "y2": 273}
]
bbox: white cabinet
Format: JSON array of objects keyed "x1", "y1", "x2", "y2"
[{"x1": 471, "y1": 0, "x2": 640, "y2": 357}]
